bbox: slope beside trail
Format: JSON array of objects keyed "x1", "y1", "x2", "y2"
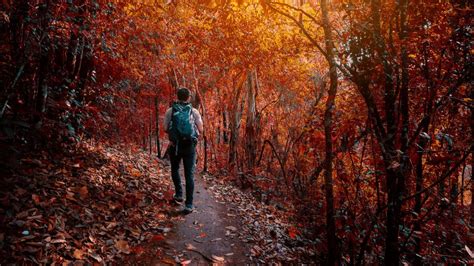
[{"x1": 0, "y1": 143, "x2": 317, "y2": 264}]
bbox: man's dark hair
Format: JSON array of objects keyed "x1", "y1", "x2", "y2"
[{"x1": 177, "y1": 88, "x2": 190, "y2": 102}]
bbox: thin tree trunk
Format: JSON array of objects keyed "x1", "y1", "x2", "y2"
[
  {"x1": 370, "y1": 0, "x2": 403, "y2": 263},
  {"x1": 321, "y1": 0, "x2": 341, "y2": 264},
  {"x1": 223, "y1": 109, "x2": 228, "y2": 143},
  {"x1": 149, "y1": 98, "x2": 153, "y2": 154},
  {"x1": 398, "y1": 0, "x2": 410, "y2": 262},
  {"x1": 414, "y1": 134, "x2": 428, "y2": 264},
  {"x1": 413, "y1": 29, "x2": 438, "y2": 264},
  {"x1": 470, "y1": 88, "x2": 474, "y2": 227},
  {"x1": 155, "y1": 97, "x2": 161, "y2": 158},
  {"x1": 192, "y1": 64, "x2": 207, "y2": 172},
  {"x1": 229, "y1": 77, "x2": 244, "y2": 165},
  {"x1": 245, "y1": 70, "x2": 257, "y2": 170},
  {"x1": 460, "y1": 164, "x2": 466, "y2": 206},
  {"x1": 33, "y1": 0, "x2": 52, "y2": 128},
  {"x1": 203, "y1": 134, "x2": 208, "y2": 172}
]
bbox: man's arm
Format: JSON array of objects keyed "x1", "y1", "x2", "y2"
[
  {"x1": 193, "y1": 109, "x2": 204, "y2": 134},
  {"x1": 163, "y1": 108, "x2": 172, "y2": 133}
]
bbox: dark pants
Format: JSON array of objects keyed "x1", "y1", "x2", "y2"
[{"x1": 169, "y1": 144, "x2": 196, "y2": 208}]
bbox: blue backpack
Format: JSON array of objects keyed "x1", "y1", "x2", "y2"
[{"x1": 169, "y1": 102, "x2": 197, "y2": 146}]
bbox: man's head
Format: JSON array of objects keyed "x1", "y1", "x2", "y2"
[{"x1": 177, "y1": 87, "x2": 191, "y2": 102}]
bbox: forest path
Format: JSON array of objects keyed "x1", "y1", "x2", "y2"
[
  {"x1": 127, "y1": 160, "x2": 251, "y2": 265},
  {"x1": 161, "y1": 172, "x2": 250, "y2": 264}
]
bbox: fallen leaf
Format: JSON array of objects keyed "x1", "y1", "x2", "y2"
[
  {"x1": 32, "y1": 194, "x2": 41, "y2": 204},
  {"x1": 151, "y1": 234, "x2": 165, "y2": 242},
  {"x1": 78, "y1": 186, "x2": 89, "y2": 199},
  {"x1": 26, "y1": 241, "x2": 43, "y2": 247},
  {"x1": 211, "y1": 255, "x2": 225, "y2": 262},
  {"x1": 180, "y1": 259, "x2": 192, "y2": 265},
  {"x1": 105, "y1": 221, "x2": 119, "y2": 230},
  {"x1": 90, "y1": 253, "x2": 102, "y2": 262},
  {"x1": 225, "y1": 226, "x2": 237, "y2": 231},
  {"x1": 288, "y1": 226, "x2": 299, "y2": 239},
  {"x1": 73, "y1": 249, "x2": 85, "y2": 259},
  {"x1": 185, "y1": 243, "x2": 196, "y2": 250},
  {"x1": 131, "y1": 245, "x2": 145, "y2": 255},
  {"x1": 131, "y1": 169, "x2": 141, "y2": 177},
  {"x1": 160, "y1": 257, "x2": 176, "y2": 265},
  {"x1": 15, "y1": 188, "x2": 27, "y2": 196},
  {"x1": 115, "y1": 239, "x2": 130, "y2": 254},
  {"x1": 388, "y1": 161, "x2": 400, "y2": 170},
  {"x1": 466, "y1": 245, "x2": 474, "y2": 259}
]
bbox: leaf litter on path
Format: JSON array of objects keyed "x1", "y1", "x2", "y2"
[
  {"x1": 201, "y1": 173, "x2": 320, "y2": 263},
  {"x1": 0, "y1": 142, "x2": 178, "y2": 264}
]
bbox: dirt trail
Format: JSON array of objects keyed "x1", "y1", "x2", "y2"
[{"x1": 161, "y1": 173, "x2": 250, "y2": 265}]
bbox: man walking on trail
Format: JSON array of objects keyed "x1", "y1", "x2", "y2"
[{"x1": 164, "y1": 88, "x2": 203, "y2": 214}]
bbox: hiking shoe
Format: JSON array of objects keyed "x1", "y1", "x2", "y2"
[
  {"x1": 173, "y1": 195, "x2": 184, "y2": 204},
  {"x1": 182, "y1": 206, "x2": 194, "y2": 215}
]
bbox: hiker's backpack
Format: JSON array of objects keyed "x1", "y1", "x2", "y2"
[{"x1": 168, "y1": 102, "x2": 197, "y2": 146}]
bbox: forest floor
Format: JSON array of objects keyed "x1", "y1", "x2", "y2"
[
  {"x1": 131, "y1": 167, "x2": 250, "y2": 265},
  {"x1": 0, "y1": 142, "x2": 318, "y2": 264}
]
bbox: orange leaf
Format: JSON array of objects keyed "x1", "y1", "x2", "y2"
[
  {"x1": 151, "y1": 234, "x2": 165, "y2": 242},
  {"x1": 73, "y1": 249, "x2": 85, "y2": 259},
  {"x1": 211, "y1": 255, "x2": 225, "y2": 262},
  {"x1": 32, "y1": 194, "x2": 41, "y2": 205},
  {"x1": 288, "y1": 226, "x2": 299, "y2": 239},
  {"x1": 78, "y1": 186, "x2": 89, "y2": 199},
  {"x1": 115, "y1": 239, "x2": 130, "y2": 254},
  {"x1": 131, "y1": 245, "x2": 145, "y2": 255}
]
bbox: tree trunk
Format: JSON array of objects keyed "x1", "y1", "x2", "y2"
[
  {"x1": 470, "y1": 86, "x2": 474, "y2": 227},
  {"x1": 33, "y1": 0, "x2": 52, "y2": 128},
  {"x1": 229, "y1": 77, "x2": 244, "y2": 165},
  {"x1": 149, "y1": 98, "x2": 153, "y2": 154},
  {"x1": 370, "y1": 0, "x2": 404, "y2": 263},
  {"x1": 155, "y1": 97, "x2": 161, "y2": 158},
  {"x1": 203, "y1": 134, "x2": 208, "y2": 172},
  {"x1": 191, "y1": 65, "x2": 207, "y2": 172},
  {"x1": 223, "y1": 109, "x2": 228, "y2": 143},
  {"x1": 321, "y1": 0, "x2": 341, "y2": 264},
  {"x1": 245, "y1": 70, "x2": 257, "y2": 170}
]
